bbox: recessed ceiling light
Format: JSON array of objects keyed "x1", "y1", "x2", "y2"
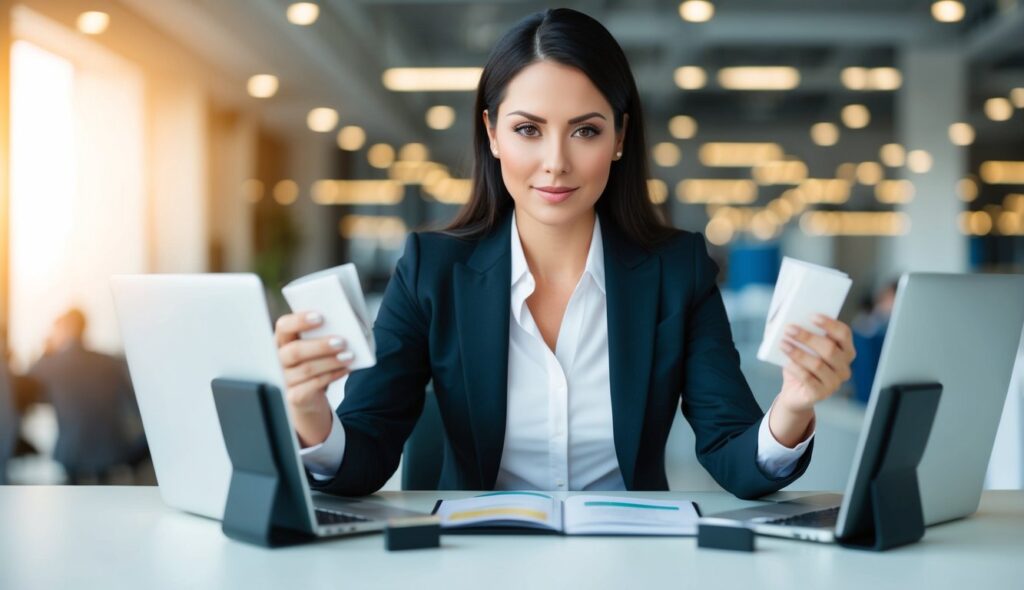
[
  {"x1": 77, "y1": 11, "x2": 109, "y2": 35},
  {"x1": 287, "y1": 2, "x2": 320, "y2": 26}
]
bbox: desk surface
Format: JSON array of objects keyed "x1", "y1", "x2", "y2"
[{"x1": 1, "y1": 487, "x2": 1021, "y2": 590}]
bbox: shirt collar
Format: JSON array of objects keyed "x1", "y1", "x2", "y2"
[{"x1": 509, "y1": 209, "x2": 606, "y2": 319}]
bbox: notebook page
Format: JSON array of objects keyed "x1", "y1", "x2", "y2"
[
  {"x1": 435, "y1": 492, "x2": 562, "y2": 531},
  {"x1": 562, "y1": 495, "x2": 699, "y2": 536}
]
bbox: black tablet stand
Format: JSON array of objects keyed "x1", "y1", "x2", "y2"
[
  {"x1": 211, "y1": 378, "x2": 316, "y2": 548},
  {"x1": 836, "y1": 382, "x2": 942, "y2": 552}
]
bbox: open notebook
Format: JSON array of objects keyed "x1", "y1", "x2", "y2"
[{"x1": 432, "y1": 492, "x2": 701, "y2": 536}]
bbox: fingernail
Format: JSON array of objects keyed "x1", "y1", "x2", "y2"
[
  {"x1": 337, "y1": 351, "x2": 355, "y2": 362},
  {"x1": 785, "y1": 325, "x2": 799, "y2": 337},
  {"x1": 306, "y1": 312, "x2": 322, "y2": 324},
  {"x1": 328, "y1": 337, "x2": 345, "y2": 349}
]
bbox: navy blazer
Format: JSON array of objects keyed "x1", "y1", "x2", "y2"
[{"x1": 309, "y1": 208, "x2": 812, "y2": 499}]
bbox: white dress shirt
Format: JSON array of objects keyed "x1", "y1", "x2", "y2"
[{"x1": 301, "y1": 211, "x2": 813, "y2": 487}]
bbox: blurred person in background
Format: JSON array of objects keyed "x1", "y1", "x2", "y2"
[
  {"x1": 850, "y1": 279, "x2": 898, "y2": 404},
  {"x1": 276, "y1": 8, "x2": 856, "y2": 499},
  {"x1": 27, "y1": 308, "x2": 148, "y2": 484}
]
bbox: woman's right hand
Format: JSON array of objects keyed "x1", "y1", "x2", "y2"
[{"x1": 275, "y1": 311, "x2": 355, "y2": 448}]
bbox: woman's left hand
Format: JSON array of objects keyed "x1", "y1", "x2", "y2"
[{"x1": 777, "y1": 314, "x2": 856, "y2": 413}]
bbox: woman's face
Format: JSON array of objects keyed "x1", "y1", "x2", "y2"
[{"x1": 484, "y1": 60, "x2": 627, "y2": 230}]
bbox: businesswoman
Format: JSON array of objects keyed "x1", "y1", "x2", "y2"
[{"x1": 275, "y1": 8, "x2": 855, "y2": 499}]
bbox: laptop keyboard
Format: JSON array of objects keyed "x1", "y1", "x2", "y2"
[
  {"x1": 315, "y1": 508, "x2": 372, "y2": 526},
  {"x1": 764, "y1": 506, "x2": 840, "y2": 528}
]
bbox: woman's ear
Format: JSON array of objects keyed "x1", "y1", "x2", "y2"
[
  {"x1": 615, "y1": 113, "x2": 629, "y2": 159},
  {"x1": 483, "y1": 109, "x2": 499, "y2": 158}
]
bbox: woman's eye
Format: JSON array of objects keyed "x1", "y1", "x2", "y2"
[
  {"x1": 574, "y1": 126, "x2": 600, "y2": 138},
  {"x1": 514, "y1": 124, "x2": 539, "y2": 137}
]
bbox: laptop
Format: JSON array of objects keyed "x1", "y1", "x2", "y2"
[
  {"x1": 110, "y1": 273, "x2": 428, "y2": 539},
  {"x1": 704, "y1": 272, "x2": 1024, "y2": 543}
]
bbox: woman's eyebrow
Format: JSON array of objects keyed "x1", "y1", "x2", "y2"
[{"x1": 505, "y1": 111, "x2": 607, "y2": 124}]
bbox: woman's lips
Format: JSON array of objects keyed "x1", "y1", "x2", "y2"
[{"x1": 533, "y1": 186, "x2": 578, "y2": 204}]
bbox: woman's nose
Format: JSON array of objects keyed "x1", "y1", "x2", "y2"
[{"x1": 542, "y1": 137, "x2": 570, "y2": 176}]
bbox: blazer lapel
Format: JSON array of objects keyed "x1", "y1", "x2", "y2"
[
  {"x1": 601, "y1": 212, "x2": 660, "y2": 489},
  {"x1": 453, "y1": 210, "x2": 513, "y2": 490}
]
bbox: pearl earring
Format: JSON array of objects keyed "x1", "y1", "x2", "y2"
[{"x1": 615, "y1": 151, "x2": 623, "y2": 159}]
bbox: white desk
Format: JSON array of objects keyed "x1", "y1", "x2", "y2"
[{"x1": 1, "y1": 487, "x2": 1021, "y2": 589}]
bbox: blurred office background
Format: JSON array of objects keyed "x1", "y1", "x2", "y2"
[{"x1": 0, "y1": 0, "x2": 1021, "y2": 491}]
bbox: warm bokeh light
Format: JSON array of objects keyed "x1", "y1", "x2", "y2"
[
  {"x1": 841, "y1": 104, "x2": 870, "y2": 129},
  {"x1": 810, "y1": 122, "x2": 839, "y2": 146},
  {"x1": 959, "y1": 211, "x2": 992, "y2": 235},
  {"x1": 313, "y1": 180, "x2": 404, "y2": 205},
  {"x1": 668, "y1": 115, "x2": 698, "y2": 139},
  {"x1": 367, "y1": 143, "x2": 396, "y2": 168},
  {"x1": 906, "y1": 149, "x2": 933, "y2": 174},
  {"x1": 931, "y1": 1, "x2": 965, "y2": 23},
  {"x1": 426, "y1": 105, "x2": 456, "y2": 130},
  {"x1": 980, "y1": 161, "x2": 1024, "y2": 184},
  {"x1": 286, "y1": 2, "x2": 320, "y2": 26},
  {"x1": 273, "y1": 179, "x2": 299, "y2": 205},
  {"x1": 797, "y1": 179, "x2": 851, "y2": 204},
  {"x1": 306, "y1": 107, "x2": 338, "y2": 132},
  {"x1": 835, "y1": 162, "x2": 857, "y2": 182},
  {"x1": 879, "y1": 143, "x2": 906, "y2": 167},
  {"x1": 241, "y1": 179, "x2": 264, "y2": 203},
  {"x1": 339, "y1": 215, "x2": 407, "y2": 248},
  {"x1": 76, "y1": 11, "x2": 109, "y2": 35},
  {"x1": 840, "y1": 67, "x2": 902, "y2": 91},
  {"x1": 956, "y1": 176, "x2": 979, "y2": 202},
  {"x1": 398, "y1": 142, "x2": 430, "y2": 162},
  {"x1": 801, "y1": 211, "x2": 910, "y2": 236},
  {"x1": 875, "y1": 180, "x2": 915, "y2": 204},
  {"x1": 984, "y1": 97, "x2": 1013, "y2": 121},
  {"x1": 647, "y1": 179, "x2": 669, "y2": 204},
  {"x1": 856, "y1": 161, "x2": 883, "y2": 185},
  {"x1": 679, "y1": 1, "x2": 715, "y2": 23},
  {"x1": 717, "y1": 67, "x2": 800, "y2": 90},
  {"x1": 948, "y1": 122, "x2": 975, "y2": 146},
  {"x1": 753, "y1": 159, "x2": 808, "y2": 185},
  {"x1": 705, "y1": 216, "x2": 735, "y2": 245},
  {"x1": 698, "y1": 142, "x2": 783, "y2": 166},
  {"x1": 1012, "y1": 88, "x2": 1024, "y2": 109},
  {"x1": 674, "y1": 66, "x2": 707, "y2": 90},
  {"x1": 246, "y1": 74, "x2": 279, "y2": 98},
  {"x1": 652, "y1": 142, "x2": 682, "y2": 167},
  {"x1": 383, "y1": 68, "x2": 482, "y2": 91},
  {"x1": 676, "y1": 179, "x2": 758, "y2": 203},
  {"x1": 336, "y1": 125, "x2": 366, "y2": 151}
]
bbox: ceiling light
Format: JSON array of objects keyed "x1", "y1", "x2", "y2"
[
  {"x1": 948, "y1": 122, "x2": 975, "y2": 146},
  {"x1": 247, "y1": 74, "x2": 279, "y2": 98},
  {"x1": 652, "y1": 142, "x2": 682, "y2": 167},
  {"x1": 931, "y1": 1, "x2": 965, "y2": 23},
  {"x1": 841, "y1": 104, "x2": 870, "y2": 129},
  {"x1": 679, "y1": 1, "x2": 714, "y2": 23},
  {"x1": 717, "y1": 67, "x2": 800, "y2": 90},
  {"x1": 76, "y1": 11, "x2": 109, "y2": 35},
  {"x1": 879, "y1": 143, "x2": 906, "y2": 167},
  {"x1": 668, "y1": 115, "x2": 698, "y2": 139},
  {"x1": 336, "y1": 126, "x2": 366, "y2": 151},
  {"x1": 985, "y1": 97, "x2": 1013, "y2": 121},
  {"x1": 307, "y1": 107, "x2": 338, "y2": 132},
  {"x1": 1011, "y1": 88, "x2": 1024, "y2": 109},
  {"x1": 273, "y1": 180, "x2": 299, "y2": 205},
  {"x1": 383, "y1": 68, "x2": 482, "y2": 92},
  {"x1": 674, "y1": 66, "x2": 707, "y2": 90},
  {"x1": 426, "y1": 105, "x2": 456, "y2": 130},
  {"x1": 810, "y1": 122, "x2": 839, "y2": 146},
  {"x1": 980, "y1": 161, "x2": 1024, "y2": 184},
  {"x1": 287, "y1": 2, "x2": 319, "y2": 26},
  {"x1": 367, "y1": 143, "x2": 396, "y2": 169},
  {"x1": 698, "y1": 142, "x2": 783, "y2": 167},
  {"x1": 907, "y1": 149, "x2": 933, "y2": 174}
]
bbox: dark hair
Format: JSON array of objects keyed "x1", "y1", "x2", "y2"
[{"x1": 443, "y1": 8, "x2": 677, "y2": 249}]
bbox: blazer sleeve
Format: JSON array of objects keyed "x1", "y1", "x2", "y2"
[
  {"x1": 679, "y1": 233, "x2": 813, "y2": 499},
  {"x1": 308, "y1": 233, "x2": 432, "y2": 496}
]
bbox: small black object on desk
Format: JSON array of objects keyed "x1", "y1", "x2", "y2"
[
  {"x1": 697, "y1": 519, "x2": 756, "y2": 552},
  {"x1": 385, "y1": 517, "x2": 442, "y2": 551}
]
